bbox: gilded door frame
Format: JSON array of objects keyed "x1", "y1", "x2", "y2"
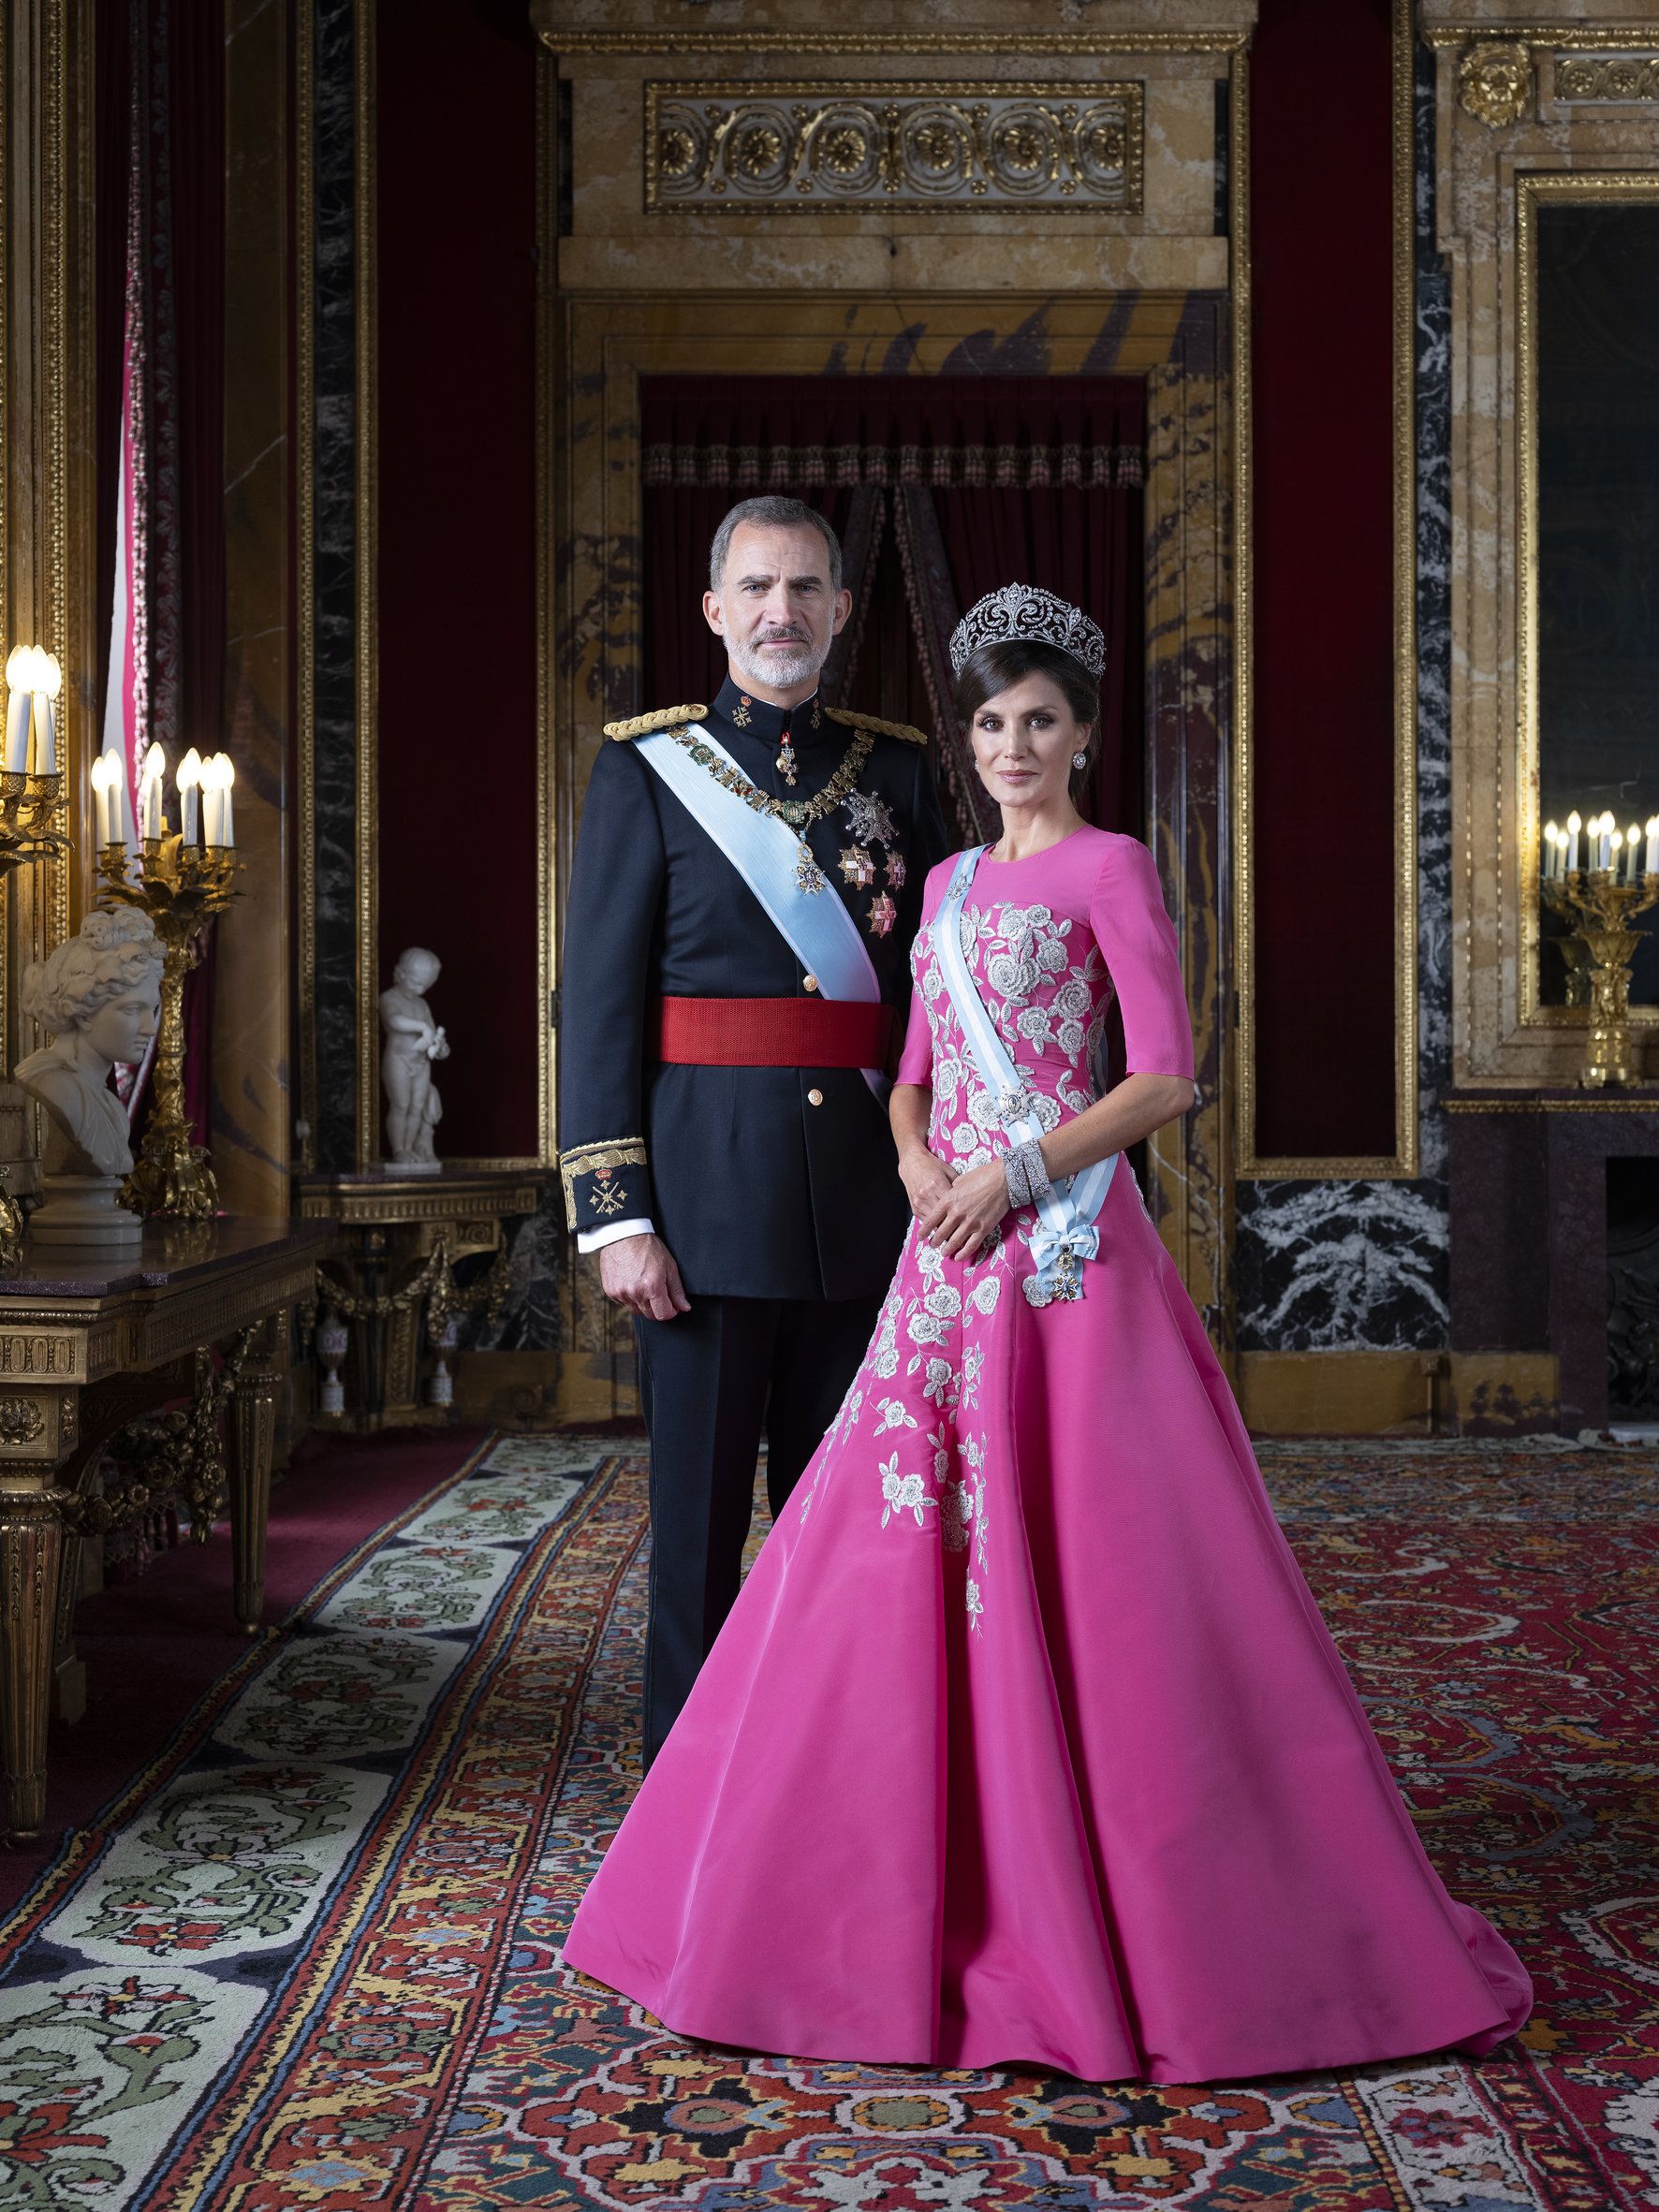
[{"x1": 544, "y1": 293, "x2": 1235, "y2": 1385}]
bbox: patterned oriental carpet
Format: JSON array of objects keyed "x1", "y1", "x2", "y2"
[{"x1": 0, "y1": 1435, "x2": 1652, "y2": 2212}]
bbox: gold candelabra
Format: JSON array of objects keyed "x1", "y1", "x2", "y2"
[
  {"x1": 0, "y1": 768, "x2": 69, "y2": 880},
  {"x1": 1540, "y1": 868, "x2": 1659, "y2": 1088},
  {"x1": 96, "y1": 835, "x2": 241, "y2": 1218}
]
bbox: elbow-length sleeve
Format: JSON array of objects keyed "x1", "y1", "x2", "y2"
[
  {"x1": 1088, "y1": 836, "x2": 1196, "y2": 1086},
  {"x1": 895, "y1": 978, "x2": 932, "y2": 1087},
  {"x1": 894, "y1": 857, "x2": 951, "y2": 1087}
]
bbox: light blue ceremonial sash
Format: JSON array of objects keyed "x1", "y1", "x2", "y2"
[
  {"x1": 635, "y1": 722, "x2": 888, "y2": 1100},
  {"x1": 934, "y1": 843, "x2": 1117, "y2": 1304}
]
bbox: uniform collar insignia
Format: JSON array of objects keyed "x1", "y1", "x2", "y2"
[{"x1": 714, "y1": 672, "x2": 825, "y2": 743}]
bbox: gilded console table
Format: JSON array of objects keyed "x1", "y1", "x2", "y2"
[
  {"x1": 296, "y1": 1166, "x2": 541, "y2": 1430},
  {"x1": 0, "y1": 1218, "x2": 332, "y2": 1840}
]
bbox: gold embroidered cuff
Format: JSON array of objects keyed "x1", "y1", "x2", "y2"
[{"x1": 559, "y1": 1137, "x2": 649, "y2": 1230}]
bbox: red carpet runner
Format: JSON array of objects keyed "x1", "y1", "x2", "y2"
[{"x1": 0, "y1": 1436, "x2": 1652, "y2": 2210}]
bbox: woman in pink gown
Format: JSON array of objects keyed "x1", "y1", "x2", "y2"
[{"x1": 563, "y1": 587, "x2": 1532, "y2": 2084}]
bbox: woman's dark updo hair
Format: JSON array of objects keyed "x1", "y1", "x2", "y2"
[{"x1": 952, "y1": 637, "x2": 1101, "y2": 805}]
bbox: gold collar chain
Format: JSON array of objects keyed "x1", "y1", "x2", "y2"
[{"x1": 670, "y1": 724, "x2": 874, "y2": 831}]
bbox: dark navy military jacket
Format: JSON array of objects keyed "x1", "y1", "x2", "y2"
[{"x1": 558, "y1": 672, "x2": 950, "y2": 1301}]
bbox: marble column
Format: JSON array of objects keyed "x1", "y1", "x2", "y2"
[
  {"x1": 218, "y1": 0, "x2": 293, "y2": 1216},
  {"x1": 307, "y1": 0, "x2": 361, "y2": 1174}
]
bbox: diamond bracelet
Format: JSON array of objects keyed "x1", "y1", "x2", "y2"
[{"x1": 1004, "y1": 1138, "x2": 1051, "y2": 1209}]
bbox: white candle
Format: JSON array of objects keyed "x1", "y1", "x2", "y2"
[
  {"x1": 110, "y1": 751, "x2": 136, "y2": 852},
  {"x1": 1599, "y1": 813, "x2": 1612, "y2": 872},
  {"x1": 4, "y1": 647, "x2": 31, "y2": 774},
  {"x1": 1543, "y1": 821, "x2": 1560, "y2": 881},
  {"x1": 140, "y1": 744, "x2": 166, "y2": 840},
  {"x1": 1628, "y1": 823, "x2": 1642, "y2": 883},
  {"x1": 220, "y1": 754, "x2": 236, "y2": 848},
  {"x1": 1567, "y1": 809, "x2": 1582, "y2": 872},
  {"x1": 29, "y1": 650, "x2": 59, "y2": 777},
  {"x1": 90, "y1": 754, "x2": 110, "y2": 846},
  {"x1": 1647, "y1": 817, "x2": 1659, "y2": 877},
  {"x1": 176, "y1": 747, "x2": 201, "y2": 844},
  {"x1": 203, "y1": 754, "x2": 225, "y2": 846}
]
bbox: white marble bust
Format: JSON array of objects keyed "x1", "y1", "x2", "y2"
[
  {"x1": 15, "y1": 908, "x2": 162, "y2": 1180},
  {"x1": 380, "y1": 946, "x2": 449, "y2": 1168}
]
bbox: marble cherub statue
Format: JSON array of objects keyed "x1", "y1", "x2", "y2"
[
  {"x1": 14, "y1": 907, "x2": 163, "y2": 1243},
  {"x1": 380, "y1": 946, "x2": 449, "y2": 1169}
]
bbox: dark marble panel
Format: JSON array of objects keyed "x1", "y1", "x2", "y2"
[
  {"x1": 1234, "y1": 40, "x2": 1453, "y2": 1353},
  {"x1": 310, "y1": 0, "x2": 359, "y2": 1172},
  {"x1": 464, "y1": 1190, "x2": 565, "y2": 1355}
]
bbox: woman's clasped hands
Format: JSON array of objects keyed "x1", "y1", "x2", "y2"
[{"x1": 897, "y1": 1141, "x2": 1012, "y2": 1263}]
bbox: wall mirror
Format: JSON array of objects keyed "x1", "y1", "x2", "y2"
[{"x1": 1522, "y1": 178, "x2": 1659, "y2": 1016}]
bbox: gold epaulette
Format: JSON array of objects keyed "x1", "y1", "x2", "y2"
[
  {"x1": 826, "y1": 706, "x2": 929, "y2": 746},
  {"x1": 603, "y1": 704, "x2": 708, "y2": 741}
]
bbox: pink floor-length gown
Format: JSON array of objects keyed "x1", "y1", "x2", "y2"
[{"x1": 563, "y1": 824, "x2": 1533, "y2": 2083}]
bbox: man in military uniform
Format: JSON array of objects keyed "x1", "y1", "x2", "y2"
[{"x1": 559, "y1": 494, "x2": 949, "y2": 1766}]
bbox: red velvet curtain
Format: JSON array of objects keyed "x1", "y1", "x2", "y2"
[
  {"x1": 1251, "y1": 0, "x2": 1396, "y2": 1158},
  {"x1": 375, "y1": 0, "x2": 539, "y2": 1161},
  {"x1": 95, "y1": 0, "x2": 225, "y2": 1161},
  {"x1": 640, "y1": 376, "x2": 1145, "y2": 845}
]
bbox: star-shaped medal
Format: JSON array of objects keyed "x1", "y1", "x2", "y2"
[
  {"x1": 885, "y1": 850, "x2": 906, "y2": 890},
  {"x1": 842, "y1": 788, "x2": 898, "y2": 848},
  {"x1": 867, "y1": 891, "x2": 898, "y2": 937},
  {"x1": 840, "y1": 844, "x2": 875, "y2": 888},
  {"x1": 795, "y1": 845, "x2": 827, "y2": 895}
]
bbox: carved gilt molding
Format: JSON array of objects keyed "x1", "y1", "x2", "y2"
[
  {"x1": 1458, "y1": 40, "x2": 1534, "y2": 127},
  {"x1": 1557, "y1": 54, "x2": 1659, "y2": 100},
  {"x1": 538, "y1": 24, "x2": 1247, "y2": 56},
  {"x1": 645, "y1": 82, "x2": 1144, "y2": 215}
]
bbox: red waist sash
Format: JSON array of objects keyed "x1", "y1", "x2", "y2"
[{"x1": 649, "y1": 995, "x2": 898, "y2": 1072}]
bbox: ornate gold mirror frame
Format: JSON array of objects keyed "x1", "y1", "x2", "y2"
[
  {"x1": 1426, "y1": 19, "x2": 1659, "y2": 1086},
  {"x1": 1516, "y1": 168, "x2": 1659, "y2": 1033}
]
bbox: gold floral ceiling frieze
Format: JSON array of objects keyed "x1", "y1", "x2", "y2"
[
  {"x1": 644, "y1": 81, "x2": 1144, "y2": 215},
  {"x1": 1556, "y1": 54, "x2": 1659, "y2": 100}
]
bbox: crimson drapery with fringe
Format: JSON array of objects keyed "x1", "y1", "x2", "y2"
[{"x1": 640, "y1": 377, "x2": 1146, "y2": 847}]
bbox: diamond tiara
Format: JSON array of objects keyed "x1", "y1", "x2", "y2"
[{"x1": 947, "y1": 583, "x2": 1108, "y2": 682}]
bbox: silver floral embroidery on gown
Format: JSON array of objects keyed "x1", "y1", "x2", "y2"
[{"x1": 796, "y1": 890, "x2": 1120, "y2": 1630}]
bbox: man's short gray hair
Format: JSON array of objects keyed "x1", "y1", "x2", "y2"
[{"x1": 708, "y1": 496, "x2": 844, "y2": 594}]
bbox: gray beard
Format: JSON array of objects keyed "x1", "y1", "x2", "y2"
[{"x1": 730, "y1": 635, "x2": 824, "y2": 693}]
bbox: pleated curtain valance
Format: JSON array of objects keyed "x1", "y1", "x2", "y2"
[
  {"x1": 640, "y1": 374, "x2": 1146, "y2": 491},
  {"x1": 645, "y1": 441, "x2": 1144, "y2": 490}
]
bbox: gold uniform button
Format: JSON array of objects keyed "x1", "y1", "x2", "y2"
[
  {"x1": 807, "y1": 1087, "x2": 824, "y2": 1106},
  {"x1": 802, "y1": 974, "x2": 819, "y2": 991}
]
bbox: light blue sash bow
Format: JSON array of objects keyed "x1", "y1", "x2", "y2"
[
  {"x1": 636, "y1": 722, "x2": 888, "y2": 1101},
  {"x1": 934, "y1": 844, "x2": 1116, "y2": 1304}
]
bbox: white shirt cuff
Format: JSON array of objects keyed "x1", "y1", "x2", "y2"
[{"x1": 577, "y1": 1216, "x2": 655, "y2": 1253}]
